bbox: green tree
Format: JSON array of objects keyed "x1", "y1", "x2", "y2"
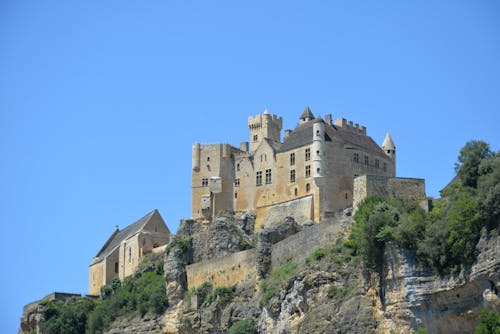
[
  {"x1": 455, "y1": 140, "x2": 493, "y2": 188},
  {"x1": 228, "y1": 319, "x2": 257, "y2": 334},
  {"x1": 477, "y1": 153, "x2": 500, "y2": 229},
  {"x1": 475, "y1": 309, "x2": 500, "y2": 334}
]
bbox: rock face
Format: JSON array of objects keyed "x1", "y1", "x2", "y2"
[{"x1": 380, "y1": 229, "x2": 500, "y2": 334}]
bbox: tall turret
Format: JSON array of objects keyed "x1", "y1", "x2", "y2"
[
  {"x1": 312, "y1": 116, "x2": 325, "y2": 178},
  {"x1": 248, "y1": 109, "x2": 283, "y2": 152},
  {"x1": 382, "y1": 133, "x2": 396, "y2": 158}
]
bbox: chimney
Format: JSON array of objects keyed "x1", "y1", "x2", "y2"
[
  {"x1": 284, "y1": 130, "x2": 292, "y2": 140},
  {"x1": 325, "y1": 114, "x2": 332, "y2": 126}
]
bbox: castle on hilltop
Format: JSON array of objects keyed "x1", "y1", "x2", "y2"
[{"x1": 192, "y1": 107, "x2": 423, "y2": 229}]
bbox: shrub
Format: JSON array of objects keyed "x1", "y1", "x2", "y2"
[
  {"x1": 165, "y1": 236, "x2": 190, "y2": 255},
  {"x1": 205, "y1": 286, "x2": 235, "y2": 306},
  {"x1": 229, "y1": 319, "x2": 257, "y2": 334},
  {"x1": 475, "y1": 309, "x2": 500, "y2": 334}
]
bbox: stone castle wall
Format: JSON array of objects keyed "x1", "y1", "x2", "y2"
[
  {"x1": 270, "y1": 218, "x2": 350, "y2": 269},
  {"x1": 353, "y1": 175, "x2": 426, "y2": 212},
  {"x1": 186, "y1": 249, "x2": 257, "y2": 289}
]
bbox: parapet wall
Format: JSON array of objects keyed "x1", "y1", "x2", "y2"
[
  {"x1": 353, "y1": 175, "x2": 426, "y2": 211},
  {"x1": 270, "y1": 218, "x2": 349, "y2": 270},
  {"x1": 186, "y1": 249, "x2": 257, "y2": 290}
]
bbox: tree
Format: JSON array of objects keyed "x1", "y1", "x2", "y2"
[
  {"x1": 229, "y1": 319, "x2": 257, "y2": 334},
  {"x1": 475, "y1": 309, "x2": 500, "y2": 334},
  {"x1": 477, "y1": 153, "x2": 500, "y2": 229},
  {"x1": 455, "y1": 140, "x2": 493, "y2": 188}
]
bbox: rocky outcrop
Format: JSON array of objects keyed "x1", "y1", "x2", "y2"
[
  {"x1": 177, "y1": 214, "x2": 255, "y2": 263},
  {"x1": 257, "y1": 217, "x2": 301, "y2": 278},
  {"x1": 380, "y1": 228, "x2": 500, "y2": 334}
]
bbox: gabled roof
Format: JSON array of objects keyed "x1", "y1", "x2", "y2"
[
  {"x1": 92, "y1": 209, "x2": 161, "y2": 263},
  {"x1": 279, "y1": 120, "x2": 388, "y2": 159}
]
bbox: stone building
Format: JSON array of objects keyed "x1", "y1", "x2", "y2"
[
  {"x1": 192, "y1": 107, "x2": 404, "y2": 229},
  {"x1": 88, "y1": 209, "x2": 171, "y2": 296}
]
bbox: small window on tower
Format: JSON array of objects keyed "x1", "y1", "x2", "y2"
[
  {"x1": 207, "y1": 156, "x2": 210, "y2": 162},
  {"x1": 306, "y1": 183, "x2": 311, "y2": 193},
  {"x1": 234, "y1": 192, "x2": 238, "y2": 199},
  {"x1": 236, "y1": 163, "x2": 240, "y2": 171},
  {"x1": 253, "y1": 135, "x2": 258, "y2": 141},
  {"x1": 234, "y1": 179, "x2": 240, "y2": 187},
  {"x1": 316, "y1": 130, "x2": 320, "y2": 136}
]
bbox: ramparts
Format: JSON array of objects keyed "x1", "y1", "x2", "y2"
[
  {"x1": 353, "y1": 175, "x2": 426, "y2": 212},
  {"x1": 186, "y1": 249, "x2": 257, "y2": 289}
]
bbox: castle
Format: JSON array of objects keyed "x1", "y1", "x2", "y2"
[{"x1": 192, "y1": 107, "x2": 400, "y2": 229}]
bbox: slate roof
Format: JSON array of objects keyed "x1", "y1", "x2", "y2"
[
  {"x1": 279, "y1": 120, "x2": 388, "y2": 159},
  {"x1": 93, "y1": 209, "x2": 158, "y2": 263},
  {"x1": 300, "y1": 106, "x2": 314, "y2": 120}
]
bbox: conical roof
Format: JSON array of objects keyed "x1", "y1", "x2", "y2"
[
  {"x1": 300, "y1": 106, "x2": 314, "y2": 120},
  {"x1": 382, "y1": 133, "x2": 395, "y2": 150}
]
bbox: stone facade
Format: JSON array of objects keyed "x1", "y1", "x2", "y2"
[
  {"x1": 353, "y1": 175, "x2": 426, "y2": 212},
  {"x1": 186, "y1": 249, "x2": 257, "y2": 290},
  {"x1": 192, "y1": 108, "x2": 397, "y2": 229},
  {"x1": 88, "y1": 209, "x2": 171, "y2": 295}
]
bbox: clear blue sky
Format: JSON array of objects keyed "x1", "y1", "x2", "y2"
[{"x1": 1, "y1": 1, "x2": 499, "y2": 332}]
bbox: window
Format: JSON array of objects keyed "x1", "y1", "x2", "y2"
[
  {"x1": 345, "y1": 193, "x2": 348, "y2": 200},
  {"x1": 234, "y1": 192, "x2": 238, "y2": 199},
  {"x1": 265, "y1": 169, "x2": 272, "y2": 184},
  {"x1": 253, "y1": 134, "x2": 258, "y2": 141},
  {"x1": 305, "y1": 165, "x2": 311, "y2": 178},
  {"x1": 290, "y1": 153, "x2": 295, "y2": 166},
  {"x1": 316, "y1": 130, "x2": 320, "y2": 136},
  {"x1": 256, "y1": 171, "x2": 262, "y2": 186},
  {"x1": 306, "y1": 183, "x2": 311, "y2": 193},
  {"x1": 236, "y1": 163, "x2": 240, "y2": 171},
  {"x1": 364, "y1": 156, "x2": 369, "y2": 166},
  {"x1": 316, "y1": 167, "x2": 320, "y2": 174},
  {"x1": 290, "y1": 169, "x2": 296, "y2": 183},
  {"x1": 375, "y1": 159, "x2": 380, "y2": 168},
  {"x1": 234, "y1": 178, "x2": 240, "y2": 187},
  {"x1": 316, "y1": 150, "x2": 320, "y2": 156},
  {"x1": 354, "y1": 153, "x2": 359, "y2": 163},
  {"x1": 115, "y1": 262, "x2": 118, "y2": 273},
  {"x1": 207, "y1": 164, "x2": 211, "y2": 171},
  {"x1": 305, "y1": 148, "x2": 311, "y2": 161},
  {"x1": 128, "y1": 247, "x2": 132, "y2": 263},
  {"x1": 207, "y1": 156, "x2": 210, "y2": 162},
  {"x1": 294, "y1": 188, "x2": 298, "y2": 196},
  {"x1": 202, "y1": 178, "x2": 208, "y2": 187}
]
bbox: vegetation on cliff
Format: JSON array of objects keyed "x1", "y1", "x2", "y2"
[
  {"x1": 347, "y1": 140, "x2": 499, "y2": 274},
  {"x1": 39, "y1": 262, "x2": 167, "y2": 334}
]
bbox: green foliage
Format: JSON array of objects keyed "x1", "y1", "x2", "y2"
[
  {"x1": 165, "y1": 236, "x2": 191, "y2": 255},
  {"x1": 413, "y1": 328, "x2": 428, "y2": 334},
  {"x1": 477, "y1": 153, "x2": 500, "y2": 229},
  {"x1": 455, "y1": 140, "x2": 494, "y2": 188},
  {"x1": 260, "y1": 260, "x2": 298, "y2": 305},
  {"x1": 41, "y1": 263, "x2": 167, "y2": 334},
  {"x1": 475, "y1": 309, "x2": 500, "y2": 334},
  {"x1": 205, "y1": 286, "x2": 235, "y2": 306},
  {"x1": 327, "y1": 285, "x2": 347, "y2": 299},
  {"x1": 305, "y1": 247, "x2": 326, "y2": 264},
  {"x1": 39, "y1": 297, "x2": 96, "y2": 334},
  {"x1": 229, "y1": 319, "x2": 258, "y2": 334}
]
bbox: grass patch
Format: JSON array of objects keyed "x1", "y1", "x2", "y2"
[{"x1": 260, "y1": 260, "x2": 298, "y2": 306}]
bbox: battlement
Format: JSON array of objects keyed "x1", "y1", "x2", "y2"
[
  {"x1": 334, "y1": 118, "x2": 367, "y2": 135},
  {"x1": 248, "y1": 112, "x2": 283, "y2": 129}
]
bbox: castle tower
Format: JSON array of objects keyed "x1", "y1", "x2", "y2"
[
  {"x1": 312, "y1": 116, "x2": 325, "y2": 178},
  {"x1": 248, "y1": 109, "x2": 283, "y2": 152},
  {"x1": 299, "y1": 106, "x2": 314, "y2": 124},
  {"x1": 382, "y1": 133, "x2": 396, "y2": 174}
]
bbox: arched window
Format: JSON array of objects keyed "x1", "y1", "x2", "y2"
[
  {"x1": 294, "y1": 188, "x2": 298, "y2": 196},
  {"x1": 306, "y1": 183, "x2": 311, "y2": 193}
]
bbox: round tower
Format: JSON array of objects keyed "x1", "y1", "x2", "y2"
[
  {"x1": 192, "y1": 143, "x2": 201, "y2": 172},
  {"x1": 312, "y1": 117, "x2": 325, "y2": 178},
  {"x1": 382, "y1": 133, "x2": 396, "y2": 175}
]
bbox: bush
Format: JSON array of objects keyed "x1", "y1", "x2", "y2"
[
  {"x1": 205, "y1": 286, "x2": 235, "y2": 306},
  {"x1": 229, "y1": 319, "x2": 257, "y2": 334},
  {"x1": 165, "y1": 236, "x2": 190, "y2": 255},
  {"x1": 475, "y1": 309, "x2": 500, "y2": 334}
]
